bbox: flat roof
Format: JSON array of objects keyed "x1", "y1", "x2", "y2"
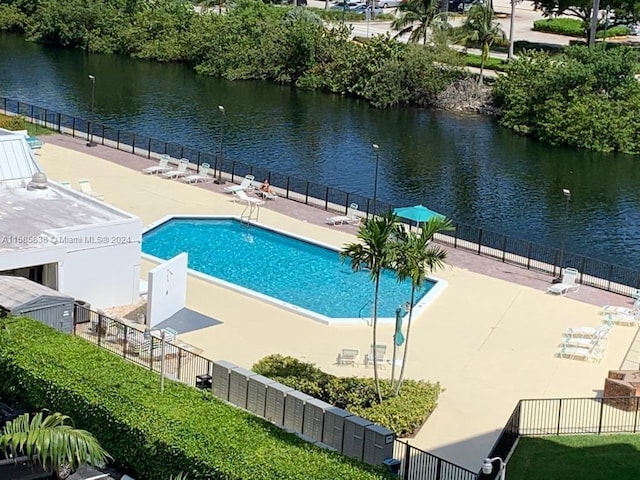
[{"x1": 0, "y1": 179, "x2": 134, "y2": 251}]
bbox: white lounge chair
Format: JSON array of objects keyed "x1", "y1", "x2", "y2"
[
  {"x1": 633, "y1": 289, "x2": 640, "y2": 300},
  {"x1": 224, "y1": 175, "x2": 255, "y2": 193},
  {"x1": 602, "y1": 303, "x2": 639, "y2": 316},
  {"x1": 547, "y1": 268, "x2": 580, "y2": 296},
  {"x1": 142, "y1": 154, "x2": 171, "y2": 175},
  {"x1": 326, "y1": 203, "x2": 361, "y2": 226},
  {"x1": 605, "y1": 311, "x2": 640, "y2": 327},
  {"x1": 234, "y1": 189, "x2": 265, "y2": 206},
  {"x1": 365, "y1": 344, "x2": 388, "y2": 368},
  {"x1": 162, "y1": 159, "x2": 189, "y2": 179},
  {"x1": 337, "y1": 348, "x2": 359, "y2": 366},
  {"x1": 561, "y1": 328, "x2": 608, "y2": 349},
  {"x1": 183, "y1": 163, "x2": 214, "y2": 184},
  {"x1": 563, "y1": 322, "x2": 612, "y2": 339},
  {"x1": 78, "y1": 179, "x2": 104, "y2": 200},
  {"x1": 557, "y1": 344, "x2": 604, "y2": 363}
]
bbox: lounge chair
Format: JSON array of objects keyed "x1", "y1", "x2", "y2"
[
  {"x1": 142, "y1": 154, "x2": 172, "y2": 175},
  {"x1": 337, "y1": 348, "x2": 359, "y2": 366},
  {"x1": 162, "y1": 158, "x2": 190, "y2": 179},
  {"x1": 78, "y1": 179, "x2": 104, "y2": 200},
  {"x1": 326, "y1": 203, "x2": 361, "y2": 226},
  {"x1": 224, "y1": 175, "x2": 255, "y2": 193},
  {"x1": 633, "y1": 289, "x2": 640, "y2": 300},
  {"x1": 234, "y1": 189, "x2": 265, "y2": 206},
  {"x1": 556, "y1": 344, "x2": 604, "y2": 363},
  {"x1": 365, "y1": 344, "x2": 388, "y2": 368},
  {"x1": 59, "y1": 181, "x2": 71, "y2": 188},
  {"x1": 547, "y1": 268, "x2": 580, "y2": 296},
  {"x1": 605, "y1": 311, "x2": 640, "y2": 327},
  {"x1": 602, "y1": 303, "x2": 639, "y2": 316},
  {"x1": 563, "y1": 322, "x2": 612, "y2": 339},
  {"x1": 258, "y1": 189, "x2": 278, "y2": 200},
  {"x1": 561, "y1": 328, "x2": 608, "y2": 349},
  {"x1": 183, "y1": 163, "x2": 214, "y2": 184}
]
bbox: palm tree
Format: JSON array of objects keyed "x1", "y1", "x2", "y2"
[
  {"x1": 507, "y1": 0, "x2": 522, "y2": 60},
  {"x1": 456, "y1": 3, "x2": 505, "y2": 84},
  {"x1": 392, "y1": 218, "x2": 452, "y2": 395},
  {"x1": 0, "y1": 411, "x2": 111, "y2": 479},
  {"x1": 341, "y1": 212, "x2": 402, "y2": 403},
  {"x1": 391, "y1": 0, "x2": 447, "y2": 44}
]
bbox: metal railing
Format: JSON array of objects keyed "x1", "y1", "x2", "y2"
[
  {"x1": 481, "y1": 395, "x2": 640, "y2": 479},
  {"x1": 72, "y1": 305, "x2": 476, "y2": 480},
  {"x1": 3, "y1": 96, "x2": 639, "y2": 296}
]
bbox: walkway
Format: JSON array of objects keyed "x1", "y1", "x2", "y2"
[{"x1": 39, "y1": 134, "x2": 638, "y2": 471}]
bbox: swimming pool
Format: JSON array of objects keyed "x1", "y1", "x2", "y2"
[{"x1": 142, "y1": 217, "x2": 445, "y2": 324}]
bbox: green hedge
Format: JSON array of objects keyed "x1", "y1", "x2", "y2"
[
  {"x1": 252, "y1": 355, "x2": 441, "y2": 437},
  {"x1": 0, "y1": 318, "x2": 392, "y2": 480},
  {"x1": 463, "y1": 54, "x2": 508, "y2": 72},
  {"x1": 533, "y1": 18, "x2": 629, "y2": 38}
]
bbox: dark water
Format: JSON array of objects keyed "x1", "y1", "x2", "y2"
[{"x1": 1, "y1": 33, "x2": 638, "y2": 268}]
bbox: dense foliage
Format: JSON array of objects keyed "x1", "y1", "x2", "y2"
[
  {"x1": 493, "y1": 45, "x2": 640, "y2": 153},
  {"x1": 533, "y1": 18, "x2": 629, "y2": 38},
  {"x1": 3, "y1": 0, "x2": 465, "y2": 109},
  {"x1": 0, "y1": 318, "x2": 392, "y2": 480},
  {"x1": 253, "y1": 354, "x2": 442, "y2": 436}
]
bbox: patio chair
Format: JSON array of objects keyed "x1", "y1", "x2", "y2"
[
  {"x1": 633, "y1": 289, "x2": 640, "y2": 301},
  {"x1": 365, "y1": 344, "x2": 388, "y2": 368},
  {"x1": 162, "y1": 158, "x2": 190, "y2": 179},
  {"x1": 233, "y1": 189, "x2": 265, "y2": 206},
  {"x1": 326, "y1": 203, "x2": 361, "y2": 226},
  {"x1": 547, "y1": 268, "x2": 580, "y2": 296},
  {"x1": 563, "y1": 322, "x2": 612, "y2": 339},
  {"x1": 59, "y1": 181, "x2": 71, "y2": 188},
  {"x1": 224, "y1": 175, "x2": 255, "y2": 193},
  {"x1": 183, "y1": 163, "x2": 214, "y2": 184},
  {"x1": 605, "y1": 311, "x2": 640, "y2": 327},
  {"x1": 337, "y1": 348, "x2": 359, "y2": 366},
  {"x1": 602, "y1": 303, "x2": 639, "y2": 316},
  {"x1": 142, "y1": 154, "x2": 172, "y2": 175},
  {"x1": 78, "y1": 179, "x2": 104, "y2": 200},
  {"x1": 561, "y1": 328, "x2": 608, "y2": 349},
  {"x1": 556, "y1": 344, "x2": 604, "y2": 363}
]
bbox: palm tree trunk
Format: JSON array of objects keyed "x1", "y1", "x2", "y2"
[
  {"x1": 508, "y1": 0, "x2": 515, "y2": 59},
  {"x1": 393, "y1": 287, "x2": 415, "y2": 395},
  {"x1": 372, "y1": 275, "x2": 382, "y2": 403},
  {"x1": 325, "y1": 0, "x2": 330, "y2": 10},
  {"x1": 479, "y1": 41, "x2": 487, "y2": 85}
]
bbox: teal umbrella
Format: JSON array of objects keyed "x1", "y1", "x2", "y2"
[{"x1": 393, "y1": 204, "x2": 444, "y2": 229}]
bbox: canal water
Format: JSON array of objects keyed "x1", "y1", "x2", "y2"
[{"x1": 1, "y1": 32, "x2": 638, "y2": 267}]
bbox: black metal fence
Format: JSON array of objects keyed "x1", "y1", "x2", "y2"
[
  {"x1": 3, "y1": 97, "x2": 640, "y2": 296},
  {"x1": 482, "y1": 396, "x2": 640, "y2": 479},
  {"x1": 73, "y1": 306, "x2": 477, "y2": 480}
]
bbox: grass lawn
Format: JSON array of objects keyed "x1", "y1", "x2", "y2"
[{"x1": 508, "y1": 434, "x2": 640, "y2": 480}]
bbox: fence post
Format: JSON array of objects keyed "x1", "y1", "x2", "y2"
[
  {"x1": 123, "y1": 326, "x2": 129, "y2": 359},
  {"x1": 117, "y1": 130, "x2": 120, "y2": 150},
  {"x1": 97, "y1": 313, "x2": 102, "y2": 348},
  {"x1": 132, "y1": 134, "x2": 136, "y2": 154},
  {"x1": 634, "y1": 397, "x2": 639, "y2": 433},
  {"x1": 147, "y1": 137, "x2": 151, "y2": 158},
  {"x1": 286, "y1": 177, "x2": 290, "y2": 199},
  {"x1": 597, "y1": 398, "x2": 605, "y2": 434},
  {"x1": 149, "y1": 337, "x2": 155, "y2": 371},
  {"x1": 72, "y1": 117, "x2": 76, "y2": 137},
  {"x1": 435, "y1": 457, "x2": 442, "y2": 480},
  {"x1": 305, "y1": 182, "x2": 310, "y2": 204},
  {"x1": 177, "y1": 351, "x2": 183, "y2": 381},
  {"x1": 324, "y1": 187, "x2": 329, "y2": 210},
  {"x1": 477, "y1": 229, "x2": 483, "y2": 255},
  {"x1": 526, "y1": 242, "x2": 532, "y2": 269},
  {"x1": 402, "y1": 442, "x2": 411, "y2": 479},
  {"x1": 556, "y1": 399, "x2": 562, "y2": 435},
  {"x1": 607, "y1": 264, "x2": 614, "y2": 291},
  {"x1": 57, "y1": 113, "x2": 61, "y2": 132},
  {"x1": 502, "y1": 235, "x2": 507, "y2": 262}
]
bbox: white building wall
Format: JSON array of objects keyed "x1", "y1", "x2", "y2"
[{"x1": 146, "y1": 253, "x2": 188, "y2": 327}]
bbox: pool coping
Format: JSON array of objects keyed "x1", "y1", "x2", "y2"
[{"x1": 142, "y1": 214, "x2": 448, "y2": 326}]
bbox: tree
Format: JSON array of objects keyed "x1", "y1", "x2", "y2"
[
  {"x1": 456, "y1": 3, "x2": 505, "y2": 84},
  {"x1": 392, "y1": 218, "x2": 452, "y2": 395},
  {"x1": 0, "y1": 411, "x2": 111, "y2": 479},
  {"x1": 391, "y1": 0, "x2": 449, "y2": 44},
  {"x1": 507, "y1": 0, "x2": 522, "y2": 59},
  {"x1": 341, "y1": 212, "x2": 402, "y2": 403}
]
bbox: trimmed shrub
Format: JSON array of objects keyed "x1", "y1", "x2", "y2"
[
  {"x1": 0, "y1": 318, "x2": 392, "y2": 480},
  {"x1": 463, "y1": 54, "x2": 508, "y2": 71},
  {"x1": 533, "y1": 18, "x2": 629, "y2": 38},
  {"x1": 253, "y1": 354, "x2": 441, "y2": 437},
  {"x1": 0, "y1": 114, "x2": 27, "y2": 131}
]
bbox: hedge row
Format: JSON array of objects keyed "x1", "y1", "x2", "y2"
[
  {"x1": 0, "y1": 318, "x2": 392, "y2": 480},
  {"x1": 253, "y1": 355, "x2": 441, "y2": 437},
  {"x1": 533, "y1": 18, "x2": 629, "y2": 38}
]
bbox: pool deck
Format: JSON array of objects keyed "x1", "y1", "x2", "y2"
[{"x1": 38, "y1": 135, "x2": 639, "y2": 471}]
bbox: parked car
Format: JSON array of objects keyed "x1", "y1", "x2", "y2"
[
  {"x1": 353, "y1": 4, "x2": 384, "y2": 14},
  {"x1": 375, "y1": 0, "x2": 401, "y2": 8},
  {"x1": 629, "y1": 22, "x2": 640, "y2": 36},
  {"x1": 330, "y1": 0, "x2": 365, "y2": 10}
]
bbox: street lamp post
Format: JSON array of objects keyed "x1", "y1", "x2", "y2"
[
  {"x1": 556, "y1": 188, "x2": 572, "y2": 280},
  {"x1": 482, "y1": 457, "x2": 506, "y2": 480},
  {"x1": 214, "y1": 105, "x2": 226, "y2": 184},
  {"x1": 87, "y1": 74, "x2": 96, "y2": 147},
  {"x1": 371, "y1": 143, "x2": 380, "y2": 218}
]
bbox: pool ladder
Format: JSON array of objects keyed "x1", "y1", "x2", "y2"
[{"x1": 358, "y1": 300, "x2": 373, "y2": 326}]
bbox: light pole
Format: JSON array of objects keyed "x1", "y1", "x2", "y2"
[
  {"x1": 214, "y1": 105, "x2": 226, "y2": 184},
  {"x1": 556, "y1": 188, "x2": 572, "y2": 280},
  {"x1": 482, "y1": 457, "x2": 506, "y2": 480},
  {"x1": 371, "y1": 143, "x2": 380, "y2": 218},
  {"x1": 87, "y1": 74, "x2": 96, "y2": 147}
]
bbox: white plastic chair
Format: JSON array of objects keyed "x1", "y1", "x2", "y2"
[
  {"x1": 563, "y1": 322, "x2": 612, "y2": 339},
  {"x1": 224, "y1": 175, "x2": 255, "y2": 193},
  {"x1": 547, "y1": 268, "x2": 580, "y2": 296},
  {"x1": 183, "y1": 163, "x2": 214, "y2": 184},
  {"x1": 337, "y1": 348, "x2": 359, "y2": 366},
  {"x1": 557, "y1": 344, "x2": 604, "y2": 363},
  {"x1": 326, "y1": 203, "x2": 360, "y2": 226},
  {"x1": 234, "y1": 189, "x2": 265, "y2": 206},
  {"x1": 142, "y1": 154, "x2": 171, "y2": 175},
  {"x1": 78, "y1": 179, "x2": 104, "y2": 200},
  {"x1": 162, "y1": 159, "x2": 189, "y2": 179}
]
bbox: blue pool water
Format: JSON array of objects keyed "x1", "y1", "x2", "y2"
[{"x1": 142, "y1": 218, "x2": 435, "y2": 319}]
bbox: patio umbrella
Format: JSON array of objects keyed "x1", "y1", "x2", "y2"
[{"x1": 393, "y1": 204, "x2": 444, "y2": 229}]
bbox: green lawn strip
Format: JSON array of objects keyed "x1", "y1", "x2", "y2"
[
  {"x1": 508, "y1": 434, "x2": 640, "y2": 480},
  {"x1": 463, "y1": 53, "x2": 507, "y2": 72},
  {"x1": 0, "y1": 318, "x2": 392, "y2": 480}
]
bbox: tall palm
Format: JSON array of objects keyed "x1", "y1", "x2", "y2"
[
  {"x1": 341, "y1": 212, "x2": 402, "y2": 403},
  {"x1": 507, "y1": 0, "x2": 522, "y2": 60},
  {"x1": 392, "y1": 218, "x2": 452, "y2": 395},
  {"x1": 0, "y1": 411, "x2": 110, "y2": 479},
  {"x1": 457, "y1": 3, "x2": 505, "y2": 84},
  {"x1": 391, "y1": 0, "x2": 445, "y2": 44}
]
